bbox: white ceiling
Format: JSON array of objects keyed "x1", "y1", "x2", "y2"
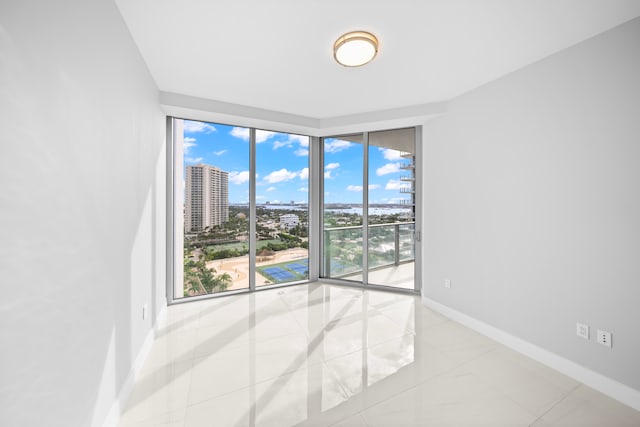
[{"x1": 116, "y1": 0, "x2": 640, "y2": 119}]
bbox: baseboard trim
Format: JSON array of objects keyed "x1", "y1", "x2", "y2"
[
  {"x1": 422, "y1": 296, "x2": 640, "y2": 412},
  {"x1": 100, "y1": 303, "x2": 167, "y2": 427}
]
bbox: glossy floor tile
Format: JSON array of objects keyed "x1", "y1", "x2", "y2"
[
  {"x1": 343, "y1": 262, "x2": 415, "y2": 290},
  {"x1": 118, "y1": 283, "x2": 640, "y2": 427}
]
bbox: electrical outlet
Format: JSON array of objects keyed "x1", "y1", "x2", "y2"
[
  {"x1": 597, "y1": 329, "x2": 612, "y2": 348},
  {"x1": 444, "y1": 279, "x2": 451, "y2": 289},
  {"x1": 576, "y1": 322, "x2": 589, "y2": 340}
]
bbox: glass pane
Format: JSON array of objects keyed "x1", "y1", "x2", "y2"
[
  {"x1": 255, "y1": 130, "x2": 310, "y2": 286},
  {"x1": 181, "y1": 121, "x2": 250, "y2": 297},
  {"x1": 322, "y1": 134, "x2": 364, "y2": 281},
  {"x1": 367, "y1": 128, "x2": 415, "y2": 289}
]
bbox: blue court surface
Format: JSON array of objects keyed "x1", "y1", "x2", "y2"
[
  {"x1": 285, "y1": 263, "x2": 308, "y2": 274},
  {"x1": 262, "y1": 267, "x2": 296, "y2": 281}
]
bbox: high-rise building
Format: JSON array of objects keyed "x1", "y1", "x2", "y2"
[{"x1": 185, "y1": 164, "x2": 229, "y2": 231}]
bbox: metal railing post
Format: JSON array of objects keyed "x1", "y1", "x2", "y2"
[
  {"x1": 324, "y1": 229, "x2": 331, "y2": 277},
  {"x1": 322, "y1": 222, "x2": 415, "y2": 278},
  {"x1": 394, "y1": 223, "x2": 400, "y2": 265}
]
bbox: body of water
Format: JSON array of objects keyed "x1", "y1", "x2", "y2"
[
  {"x1": 328, "y1": 207, "x2": 412, "y2": 216},
  {"x1": 247, "y1": 204, "x2": 412, "y2": 216}
]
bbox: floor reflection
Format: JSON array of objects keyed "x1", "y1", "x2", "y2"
[
  {"x1": 343, "y1": 261, "x2": 415, "y2": 290},
  {"x1": 116, "y1": 283, "x2": 638, "y2": 427},
  {"x1": 118, "y1": 284, "x2": 421, "y2": 427}
]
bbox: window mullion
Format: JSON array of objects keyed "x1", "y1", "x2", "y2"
[
  {"x1": 249, "y1": 128, "x2": 257, "y2": 291},
  {"x1": 362, "y1": 131, "x2": 369, "y2": 285}
]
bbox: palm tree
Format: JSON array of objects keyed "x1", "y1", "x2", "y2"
[{"x1": 184, "y1": 254, "x2": 232, "y2": 294}]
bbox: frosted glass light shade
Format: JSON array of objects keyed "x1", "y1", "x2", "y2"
[{"x1": 333, "y1": 31, "x2": 379, "y2": 67}]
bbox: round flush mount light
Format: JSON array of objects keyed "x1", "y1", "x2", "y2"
[{"x1": 333, "y1": 31, "x2": 379, "y2": 67}]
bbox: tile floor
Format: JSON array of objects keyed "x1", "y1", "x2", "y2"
[
  {"x1": 343, "y1": 262, "x2": 415, "y2": 290},
  {"x1": 118, "y1": 284, "x2": 640, "y2": 427}
]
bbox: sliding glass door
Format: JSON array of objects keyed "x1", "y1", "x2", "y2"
[
  {"x1": 321, "y1": 134, "x2": 364, "y2": 282},
  {"x1": 321, "y1": 128, "x2": 418, "y2": 291},
  {"x1": 367, "y1": 129, "x2": 416, "y2": 290}
]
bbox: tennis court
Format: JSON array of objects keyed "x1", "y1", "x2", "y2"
[
  {"x1": 285, "y1": 263, "x2": 308, "y2": 275},
  {"x1": 262, "y1": 266, "x2": 297, "y2": 281}
]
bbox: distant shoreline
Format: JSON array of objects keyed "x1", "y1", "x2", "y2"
[{"x1": 229, "y1": 203, "x2": 413, "y2": 215}]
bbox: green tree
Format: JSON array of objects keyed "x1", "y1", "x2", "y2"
[{"x1": 184, "y1": 254, "x2": 232, "y2": 295}]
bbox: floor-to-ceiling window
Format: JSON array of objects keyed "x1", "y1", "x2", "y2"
[
  {"x1": 321, "y1": 128, "x2": 418, "y2": 291},
  {"x1": 171, "y1": 118, "x2": 310, "y2": 301},
  {"x1": 254, "y1": 129, "x2": 309, "y2": 287},
  {"x1": 367, "y1": 128, "x2": 416, "y2": 290},
  {"x1": 170, "y1": 118, "x2": 419, "y2": 301},
  {"x1": 321, "y1": 134, "x2": 364, "y2": 283},
  {"x1": 179, "y1": 120, "x2": 250, "y2": 296}
]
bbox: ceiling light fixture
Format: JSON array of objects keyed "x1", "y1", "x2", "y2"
[{"x1": 333, "y1": 31, "x2": 379, "y2": 67}]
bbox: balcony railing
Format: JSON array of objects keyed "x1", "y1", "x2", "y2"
[{"x1": 323, "y1": 222, "x2": 415, "y2": 278}]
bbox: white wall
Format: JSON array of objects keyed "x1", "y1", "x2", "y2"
[
  {"x1": 0, "y1": 1, "x2": 165, "y2": 426},
  {"x1": 423, "y1": 17, "x2": 640, "y2": 391}
]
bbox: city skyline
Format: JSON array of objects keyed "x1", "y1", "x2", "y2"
[{"x1": 183, "y1": 120, "x2": 412, "y2": 205}]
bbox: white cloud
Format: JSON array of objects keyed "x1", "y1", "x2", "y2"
[
  {"x1": 256, "y1": 195, "x2": 265, "y2": 200},
  {"x1": 213, "y1": 149, "x2": 227, "y2": 156},
  {"x1": 325, "y1": 162, "x2": 340, "y2": 170},
  {"x1": 273, "y1": 140, "x2": 291, "y2": 149},
  {"x1": 230, "y1": 127, "x2": 249, "y2": 141},
  {"x1": 266, "y1": 186, "x2": 276, "y2": 192},
  {"x1": 346, "y1": 184, "x2": 378, "y2": 191},
  {"x1": 273, "y1": 134, "x2": 310, "y2": 153},
  {"x1": 298, "y1": 187, "x2": 308, "y2": 192},
  {"x1": 257, "y1": 130, "x2": 277, "y2": 143},
  {"x1": 385, "y1": 179, "x2": 404, "y2": 190},
  {"x1": 379, "y1": 148, "x2": 403, "y2": 160},
  {"x1": 184, "y1": 121, "x2": 216, "y2": 133},
  {"x1": 298, "y1": 167, "x2": 309, "y2": 180},
  {"x1": 324, "y1": 162, "x2": 339, "y2": 179},
  {"x1": 264, "y1": 168, "x2": 298, "y2": 183},
  {"x1": 325, "y1": 139, "x2": 352, "y2": 153},
  {"x1": 229, "y1": 171, "x2": 250, "y2": 184},
  {"x1": 185, "y1": 157, "x2": 203, "y2": 164},
  {"x1": 184, "y1": 137, "x2": 197, "y2": 153},
  {"x1": 376, "y1": 162, "x2": 402, "y2": 176},
  {"x1": 289, "y1": 134, "x2": 309, "y2": 147},
  {"x1": 230, "y1": 127, "x2": 277, "y2": 143}
]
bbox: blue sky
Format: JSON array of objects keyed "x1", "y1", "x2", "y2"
[{"x1": 183, "y1": 120, "x2": 411, "y2": 204}]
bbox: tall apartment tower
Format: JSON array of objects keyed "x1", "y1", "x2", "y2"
[{"x1": 185, "y1": 164, "x2": 229, "y2": 232}]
